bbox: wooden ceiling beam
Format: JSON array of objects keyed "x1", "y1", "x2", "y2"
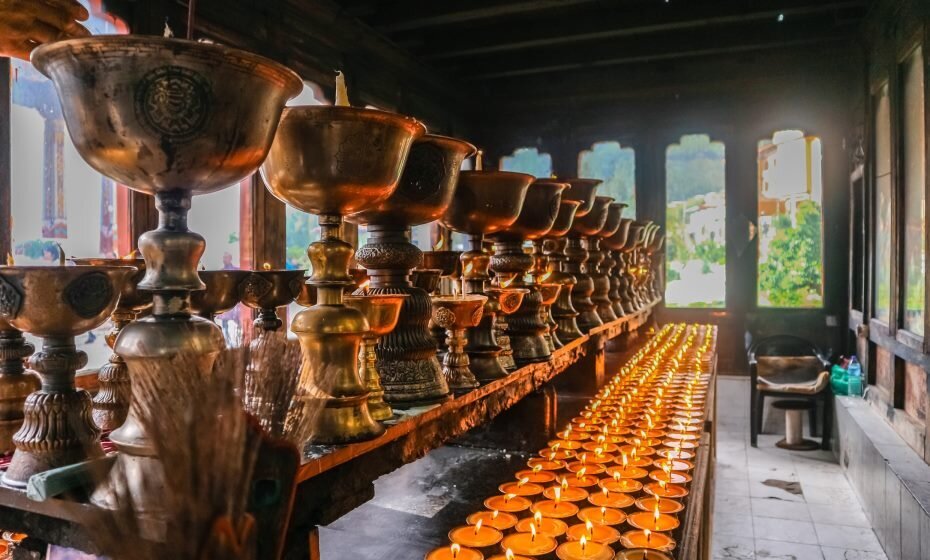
[
  {"x1": 377, "y1": 0, "x2": 602, "y2": 33},
  {"x1": 462, "y1": 35, "x2": 847, "y2": 81},
  {"x1": 423, "y1": 0, "x2": 865, "y2": 61}
]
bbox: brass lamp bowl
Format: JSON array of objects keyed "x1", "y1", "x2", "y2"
[
  {"x1": 348, "y1": 135, "x2": 476, "y2": 227},
  {"x1": 599, "y1": 202, "x2": 627, "y2": 239},
  {"x1": 571, "y1": 196, "x2": 614, "y2": 236},
  {"x1": 32, "y1": 36, "x2": 302, "y2": 196},
  {"x1": 189, "y1": 270, "x2": 250, "y2": 319},
  {"x1": 70, "y1": 258, "x2": 150, "y2": 313},
  {"x1": 492, "y1": 180, "x2": 569, "y2": 241},
  {"x1": 0, "y1": 266, "x2": 136, "y2": 336},
  {"x1": 561, "y1": 179, "x2": 602, "y2": 217},
  {"x1": 485, "y1": 287, "x2": 528, "y2": 316},
  {"x1": 411, "y1": 269, "x2": 443, "y2": 294},
  {"x1": 422, "y1": 251, "x2": 462, "y2": 277},
  {"x1": 431, "y1": 295, "x2": 488, "y2": 329},
  {"x1": 548, "y1": 200, "x2": 583, "y2": 238},
  {"x1": 623, "y1": 223, "x2": 647, "y2": 251},
  {"x1": 604, "y1": 219, "x2": 634, "y2": 251},
  {"x1": 238, "y1": 269, "x2": 306, "y2": 311},
  {"x1": 538, "y1": 283, "x2": 562, "y2": 306},
  {"x1": 262, "y1": 106, "x2": 426, "y2": 216},
  {"x1": 343, "y1": 295, "x2": 407, "y2": 338},
  {"x1": 441, "y1": 171, "x2": 534, "y2": 235}
]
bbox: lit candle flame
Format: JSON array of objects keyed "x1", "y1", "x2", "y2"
[
  {"x1": 450, "y1": 543, "x2": 460, "y2": 559},
  {"x1": 506, "y1": 549, "x2": 515, "y2": 560},
  {"x1": 600, "y1": 506, "x2": 607, "y2": 522},
  {"x1": 501, "y1": 275, "x2": 516, "y2": 288},
  {"x1": 360, "y1": 279, "x2": 371, "y2": 293},
  {"x1": 505, "y1": 493, "x2": 516, "y2": 503},
  {"x1": 474, "y1": 519, "x2": 482, "y2": 534},
  {"x1": 122, "y1": 250, "x2": 137, "y2": 260},
  {"x1": 654, "y1": 502, "x2": 661, "y2": 524},
  {"x1": 492, "y1": 509, "x2": 500, "y2": 519},
  {"x1": 532, "y1": 464, "x2": 542, "y2": 473},
  {"x1": 434, "y1": 237, "x2": 445, "y2": 251},
  {"x1": 585, "y1": 520, "x2": 594, "y2": 536},
  {"x1": 534, "y1": 511, "x2": 542, "y2": 526},
  {"x1": 577, "y1": 467, "x2": 586, "y2": 478},
  {"x1": 518, "y1": 477, "x2": 529, "y2": 487},
  {"x1": 530, "y1": 522, "x2": 537, "y2": 542},
  {"x1": 580, "y1": 535, "x2": 587, "y2": 552},
  {"x1": 644, "y1": 529, "x2": 651, "y2": 543},
  {"x1": 554, "y1": 486, "x2": 561, "y2": 504}
]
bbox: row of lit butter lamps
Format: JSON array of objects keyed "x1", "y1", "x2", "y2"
[{"x1": 426, "y1": 323, "x2": 716, "y2": 560}]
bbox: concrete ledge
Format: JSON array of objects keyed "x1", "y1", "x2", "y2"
[{"x1": 835, "y1": 395, "x2": 930, "y2": 560}]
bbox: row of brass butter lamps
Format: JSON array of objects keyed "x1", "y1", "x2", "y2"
[{"x1": 0, "y1": 34, "x2": 665, "y2": 533}]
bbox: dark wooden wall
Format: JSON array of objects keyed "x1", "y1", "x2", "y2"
[
  {"x1": 848, "y1": 0, "x2": 930, "y2": 460},
  {"x1": 470, "y1": 39, "x2": 861, "y2": 372}
]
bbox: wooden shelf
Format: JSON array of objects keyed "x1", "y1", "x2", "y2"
[{"x1": 0, "y1": 301, "x2": 659, "y2": 555}]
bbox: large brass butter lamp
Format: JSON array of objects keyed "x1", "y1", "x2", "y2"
[
  {"x1": 620, "y1": 222, "x2": 647, "y2": 314},
  {"x1": 487, "y1": 285, "x2": 528, "y2": 370},
  {"x1": 548, "y1": 179, "x2": 600, "y2": 342},
  {"x1": 430, "y1": 295, "x2": 488, "y2": 393},
  {"x1": 646, "y1": 231, "x2": 666, "y2": 301},
  {"x1": 590, "y1": 202, "x2": 625, "y2": 324},
  {"x1": 344, "y1": 294, "x2": 406, "y2": 421},
  {"x1": 70, "y1": 258, "x2": 151, "y2": 432},
  {"x1": 0, "y1": 265, "x2": 134, "y2": 487},
  {"x1": 604, "y1": 218, "x2": 633, "y2": 318},
  {"x1": 347, "y1": 135, "x2": 475, "y2": 407},
  {"x1": 441, "y1": 171, "x2": 532, "y2": 382},
  {"x1": 0, "y1": 321, "x2": 38, "y2": 455},
  {"x1": 31, "y1": 36, "x2": 301, "y2": 517},
  {"x1": 567, "y1": 196, "x2": 613, "y2": 333},
  {"x1": 261, "y1": 105, "x2": 424, "y2": 443},
  {"x1": 543, "y1": 199, "x2": 583, "y2": 345},
  {"x1": 488, "y1": 179, "x2": 567, "y2": 365}
]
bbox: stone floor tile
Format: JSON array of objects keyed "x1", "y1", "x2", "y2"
[
  {"x1": 713, "y1": 535, "x2": 756, "y2": 559},
  {"x1": 753, "y1": 517, "x2": 819, "y2": 544},
  {"x1": 754, "y1": 538, "x2": 824, "y2": 559},
  {"x1": 807, "y1": 503, "x2": 870, "y2": 528},
  {"x1": 715, "y1": 493, "x2": 754, "y2": 515},
  {"x1": 716, "y1": 511, "x2": 756, "y2": 538},
  {"x1": 751, "y1": 497, "x2": 811, "y2": 521},
  {"x1": 821, "y1": 548, "x2": 888, "y2": 560},
  {"x1": 814, "y1": 523, "x2": 884, "y2": 552}
]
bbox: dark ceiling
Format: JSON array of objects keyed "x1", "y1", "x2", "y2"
[{"x1": 340, "y1": 0, "x2": 868, "y2": 86}]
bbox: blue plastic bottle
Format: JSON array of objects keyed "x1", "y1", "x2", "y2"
[{"x1": 847, "y1": 356, "x2": 863, "y2": 397}]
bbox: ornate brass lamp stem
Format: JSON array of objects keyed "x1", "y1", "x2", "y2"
[
  {"x1": 548, "y1": 237, "x2": 583, "y2": 343},
  {"x1": 0, "y1": 325, "x2": 38, "y2": 456}
]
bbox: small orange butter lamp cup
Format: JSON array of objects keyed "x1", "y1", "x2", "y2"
[
  {"x1": 555, "y1": 535, "x2": 614, "y2": 560},
  {"x1": 425, "y1": 543, "x2": 484, "y2": 560}
]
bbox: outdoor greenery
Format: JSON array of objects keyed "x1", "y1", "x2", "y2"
[
  {"x1": 286, "y1": 210, "x2": 315, "y2": 269},
  {"x1": 665, "y1": 134, "x2": 727, "y2": 308},
  {"x1": 578, "y1": 142, "x2": 636, "y2": 216},
  {"x1": 758, "y1": 200, "x2": 824, "y2": 307}
]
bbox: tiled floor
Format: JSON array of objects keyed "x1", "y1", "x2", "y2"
[{"x1": 713, "y1": 376, "x2": 889, "y2": 560}]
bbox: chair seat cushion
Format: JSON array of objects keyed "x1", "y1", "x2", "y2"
[{"x1": 758, "y1": 370, "x2": 830, "y2": 395}]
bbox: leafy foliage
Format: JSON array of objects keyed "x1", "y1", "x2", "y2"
[
  {"x1": 579, "y1": 142, "x2": 636, "y2": 215},
  {"x1": 758, "y1": 200, "x2": 823, "y2": 307}
]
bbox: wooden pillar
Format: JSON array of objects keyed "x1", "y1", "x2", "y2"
[{"x1": 0, "y1": 58, "x2": 10, "y2": 260}]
